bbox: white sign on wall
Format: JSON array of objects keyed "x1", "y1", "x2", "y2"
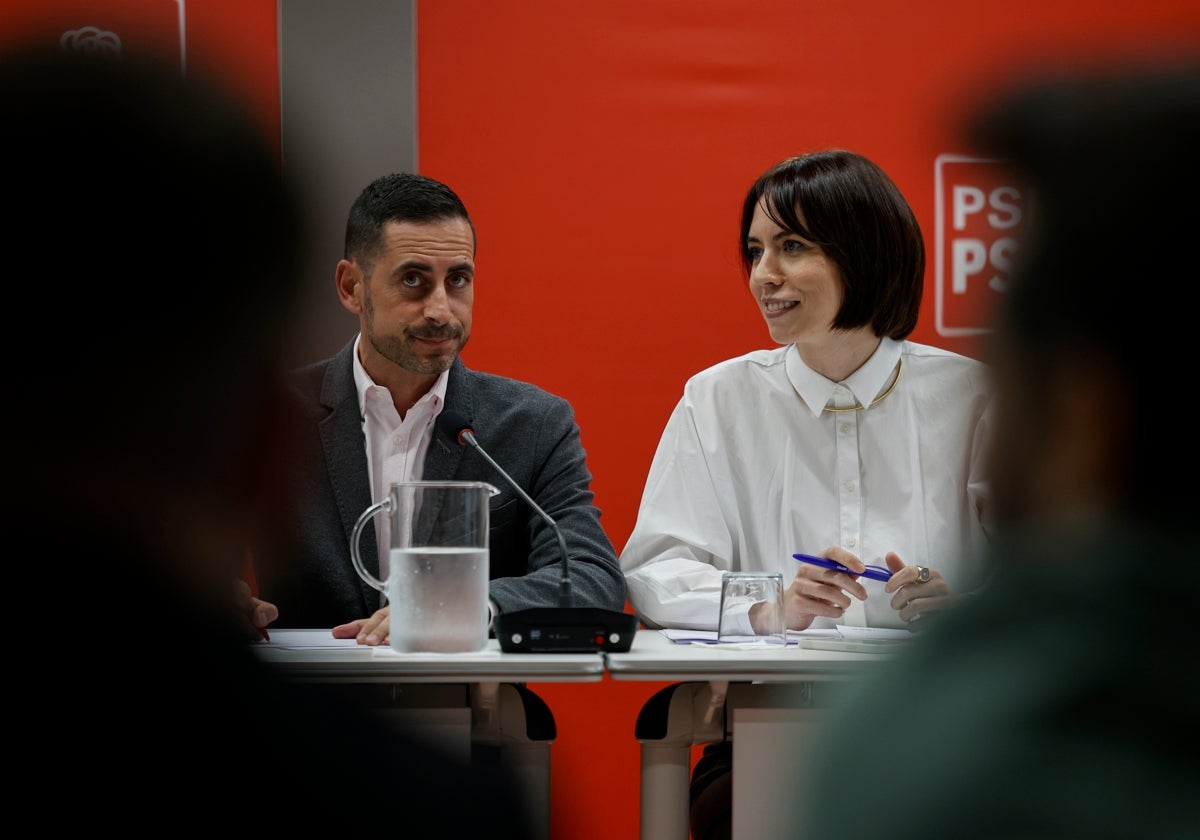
[{"x1": 934, "y1": 154, "x2": 1025, "y2": 336}]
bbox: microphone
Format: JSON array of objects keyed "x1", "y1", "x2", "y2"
[{"x1": 435, "y1": 409, "x2": 637, "y2": 653}]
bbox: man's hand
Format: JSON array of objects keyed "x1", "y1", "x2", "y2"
[{"x1": 332, "y1": 605, "x2": 391, "y2": 645}]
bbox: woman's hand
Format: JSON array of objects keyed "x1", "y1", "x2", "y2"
[
  {"x1": 883, "y1": 552, "x2": 963, "y2": 629},
  {"x1": 780, "y1": 546, "x2": 871, "y2": 631}
]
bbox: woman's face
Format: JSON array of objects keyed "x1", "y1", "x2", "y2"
[{"x1": 746, "y1": 199, "x2": 843, "y2": 347}]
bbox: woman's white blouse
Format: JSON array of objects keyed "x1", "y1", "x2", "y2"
[{"x1": 620, "y1": 338, "x2": 993, "y2": 631}]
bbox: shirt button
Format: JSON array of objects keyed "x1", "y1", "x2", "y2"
[
  {"x1": 846, "y1": 537, "x2": 857, "y2": 548},
  {"x1": 840, "y1": 423, "x2": 851, "y2": 434},
  {"x1": 843, "y1": 480, "x2": 856, "y2": 492}
]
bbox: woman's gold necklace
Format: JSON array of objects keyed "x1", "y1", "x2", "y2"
[{"x1": 823, "y1": 358, "x2": 903, "y2": 413}]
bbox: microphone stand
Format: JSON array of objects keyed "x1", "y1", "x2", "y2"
[{"x1": 459, "y1": 428, "x2": 574, "y2": 608}]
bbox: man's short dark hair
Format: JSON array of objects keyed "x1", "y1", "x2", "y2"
[{"x1": 343, "y1": 171, "x2": 476, "y2": 263}]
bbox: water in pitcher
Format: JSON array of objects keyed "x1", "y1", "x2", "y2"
[{"x1": 388, "y1": 546, "x2": 489, "y2": 653}]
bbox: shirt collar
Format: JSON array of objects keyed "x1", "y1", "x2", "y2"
[
  {"x1": 351, "y1": 332, "x2": 450, "y2": 420},
  {"x1": 786, "y1": 337, "x2": 903, "y2": 417}
]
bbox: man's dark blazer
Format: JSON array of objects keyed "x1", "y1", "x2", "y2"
[{"x1": 261, "y1": 337, "x2": 626, "y2": 629}]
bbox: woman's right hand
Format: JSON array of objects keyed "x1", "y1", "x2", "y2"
[{"x1": 780, "y1": 546, "x2": 871, "y2": 630}]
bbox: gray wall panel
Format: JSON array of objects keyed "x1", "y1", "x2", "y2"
[{"x1": 279, "y1": 0, "x2": 417, "y2": 366}]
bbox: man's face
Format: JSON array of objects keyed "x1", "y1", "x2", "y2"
[{"x1": 358, "y1": 217, "x2": 475, "y2": 375}]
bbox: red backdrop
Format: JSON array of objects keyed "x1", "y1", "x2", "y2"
[
  {"x1": 7, "y1": 2, "x2": 1197, "y2": 838},
  {"x1": 415, "y1": 9, "x2": 1198, "y2": 834}
]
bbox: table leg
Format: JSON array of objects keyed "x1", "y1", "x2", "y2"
[
  {"x1": 725, "y1": 682, "x2": 833, "y2": 837},
  {"x1": 471, "y1": 682, "x2": 555, "y2": 840},
  {"x1": 634, "y1": 681, "x2": 729, "y2": 840}
]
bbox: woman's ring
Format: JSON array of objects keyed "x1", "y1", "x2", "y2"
[{"x1": 915, "y1": 565, "x2": 931, "y2": 583}]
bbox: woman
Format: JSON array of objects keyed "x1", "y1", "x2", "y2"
[
  {"x1": 620, "y1": 149, "x2": 994, "y2": 840},
  {"x1": 621, "y1": 149, "x2": 993, "y2": 634}
]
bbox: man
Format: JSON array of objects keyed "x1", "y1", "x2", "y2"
[
  {"x1": 257, "y1": 172, "x2": 626, "y2": 642},
  {"x1": 3, "y1": 42, "x2": 533, "y2": 835},
  {"x1": 790, "y1": 60, "x2": 1200, "y2": 839}
]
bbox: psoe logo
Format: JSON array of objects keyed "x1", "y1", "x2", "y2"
[
  {"x1": 60, "y1": 27, "x2": 122, "y2": 58},
  {"x1": 934, "y1": 155, "x2": 1024, "y2": 336}
]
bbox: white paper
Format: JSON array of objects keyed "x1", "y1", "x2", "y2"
[
  {"x1": 371, "y1": 647, "x2": 502, "y2": 658},
  {"x1": 661, "y1": 626, "x2": 911, "y2": 646},
  {"x1": 834, "y1": 624, "x2": 914, "y2": 640},
  {"x1": 661, "y1": 628, "x2": 843, "y2": 646},
  {"x1": 260, "y1": 629, "x2": 363, "y2": 650}
]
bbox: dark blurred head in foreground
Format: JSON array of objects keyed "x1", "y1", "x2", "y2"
[
  {"x1": 0, "y1": 42, "x2": 534, "y2": 835},
  {"x1": 975, "y1": 59, "x2": 1200, "y2": 535},
  {"x1": 2, "y1": 43, "x2": 303, "y2": 605},
  {"x1": 793, "y1": 59, "x2": 1200, "y2": 840}
]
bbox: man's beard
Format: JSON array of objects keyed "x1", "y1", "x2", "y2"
[
  {"x1": 370, "y1": 327, "x2": 464, "y2": 375},
  {"x1": 361, "y1": 288, "x2": 468, "y2": 374}
]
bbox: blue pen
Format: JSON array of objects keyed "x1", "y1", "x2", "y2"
[{"x1": 793, "y1": 553, "x2": 893, "y2": 582}]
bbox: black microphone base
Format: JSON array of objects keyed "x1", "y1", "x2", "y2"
[{"x1": 494, "y1": 607, "x2": 639, "y2": 653}]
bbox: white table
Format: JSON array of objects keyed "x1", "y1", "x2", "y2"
[
  {"x1": 257, "y1": 629, "x2": 605, "y2": 840},
  {"x1": 606, "y1": 630, "x2": 896, "y2": 839}
]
